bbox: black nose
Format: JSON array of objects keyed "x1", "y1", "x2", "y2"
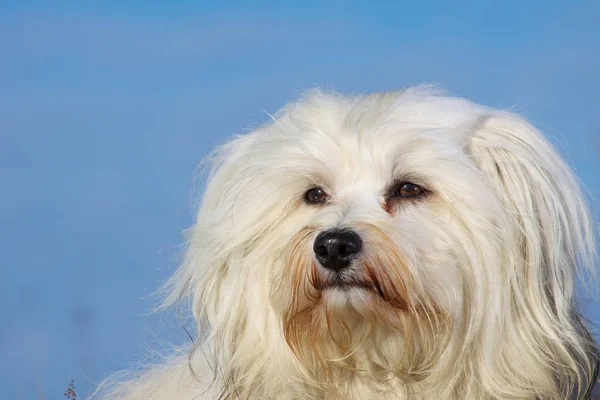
[{"x1": 313, "y1": 229, "x2": 363, "y2": 271}]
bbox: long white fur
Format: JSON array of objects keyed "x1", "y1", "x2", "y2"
[{"x1": 95, "y1": 87, "x2": 597, "y2": 399}]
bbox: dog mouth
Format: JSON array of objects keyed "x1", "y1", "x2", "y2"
[
  {"x1": 317, "y1": 276, "x2": 384, "y2": 297},
  {"x1": 312, "y1": 269, "x2": 413, "y2": 311}
]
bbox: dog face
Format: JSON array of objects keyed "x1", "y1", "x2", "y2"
[
  {"x1": 165, "y1": 87, "x2": 596, "y2": 398},
  {"x1": 268, "y1": 96, "x2": 490, "y2": 369}
]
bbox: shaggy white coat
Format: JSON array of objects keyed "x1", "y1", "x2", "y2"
[{"x1": 97, "y1": 87, "x2": 597, "y2": 400}]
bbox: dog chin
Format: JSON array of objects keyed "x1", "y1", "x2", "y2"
[{"x1": 318, "y1": 288, "x2": 371, "y2": 319}]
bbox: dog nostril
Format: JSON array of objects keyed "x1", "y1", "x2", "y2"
[
  {"x1": 314, "y1": 244, "x2": 328, "y2": 257},
  {"x1": 338, "y1": 240, "x2": 359, "y2": 256}
]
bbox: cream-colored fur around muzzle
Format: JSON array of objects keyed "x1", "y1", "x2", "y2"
[{"x1": 96, "y1": 86, "x2": 598, "y2": 400}]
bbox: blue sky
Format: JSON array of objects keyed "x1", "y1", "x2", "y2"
[{"x1": 1, "y1": 1, "x2": 599, "y2": 398}]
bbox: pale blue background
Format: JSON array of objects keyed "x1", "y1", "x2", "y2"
[{"x1": 1, "y1": 1, "x2": 599, "y2": 398}]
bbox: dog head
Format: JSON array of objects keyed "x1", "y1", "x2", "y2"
[{"x1": 165, "y1": 87, "x2": 597, "y2": 398}]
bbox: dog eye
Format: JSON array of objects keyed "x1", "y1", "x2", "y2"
[
  {"x1": 304, "y1": 187, "x2": 328, "y2": 204},
  {"x1": 391, "y1": 182, "x2": 424, "y2": 198}
]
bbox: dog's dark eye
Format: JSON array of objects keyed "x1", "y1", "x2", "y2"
[
  {"x1": 391, "y1": 182, "x2": 424, "y2": 198},
  {"x1": 305, "y1": 187, "x2": 328, "y2": 204}
]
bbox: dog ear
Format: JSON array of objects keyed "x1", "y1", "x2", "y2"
[
  {"x1": 469, "y1": 112, "x2": 598, "y2": 396},
  {"x1": 470, "y1": 113, "x2": 595, "y2": 297}
]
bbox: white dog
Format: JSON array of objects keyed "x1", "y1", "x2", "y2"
[{"x1": 98, "y1": 87, "x2": 598, "y2": 399}]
